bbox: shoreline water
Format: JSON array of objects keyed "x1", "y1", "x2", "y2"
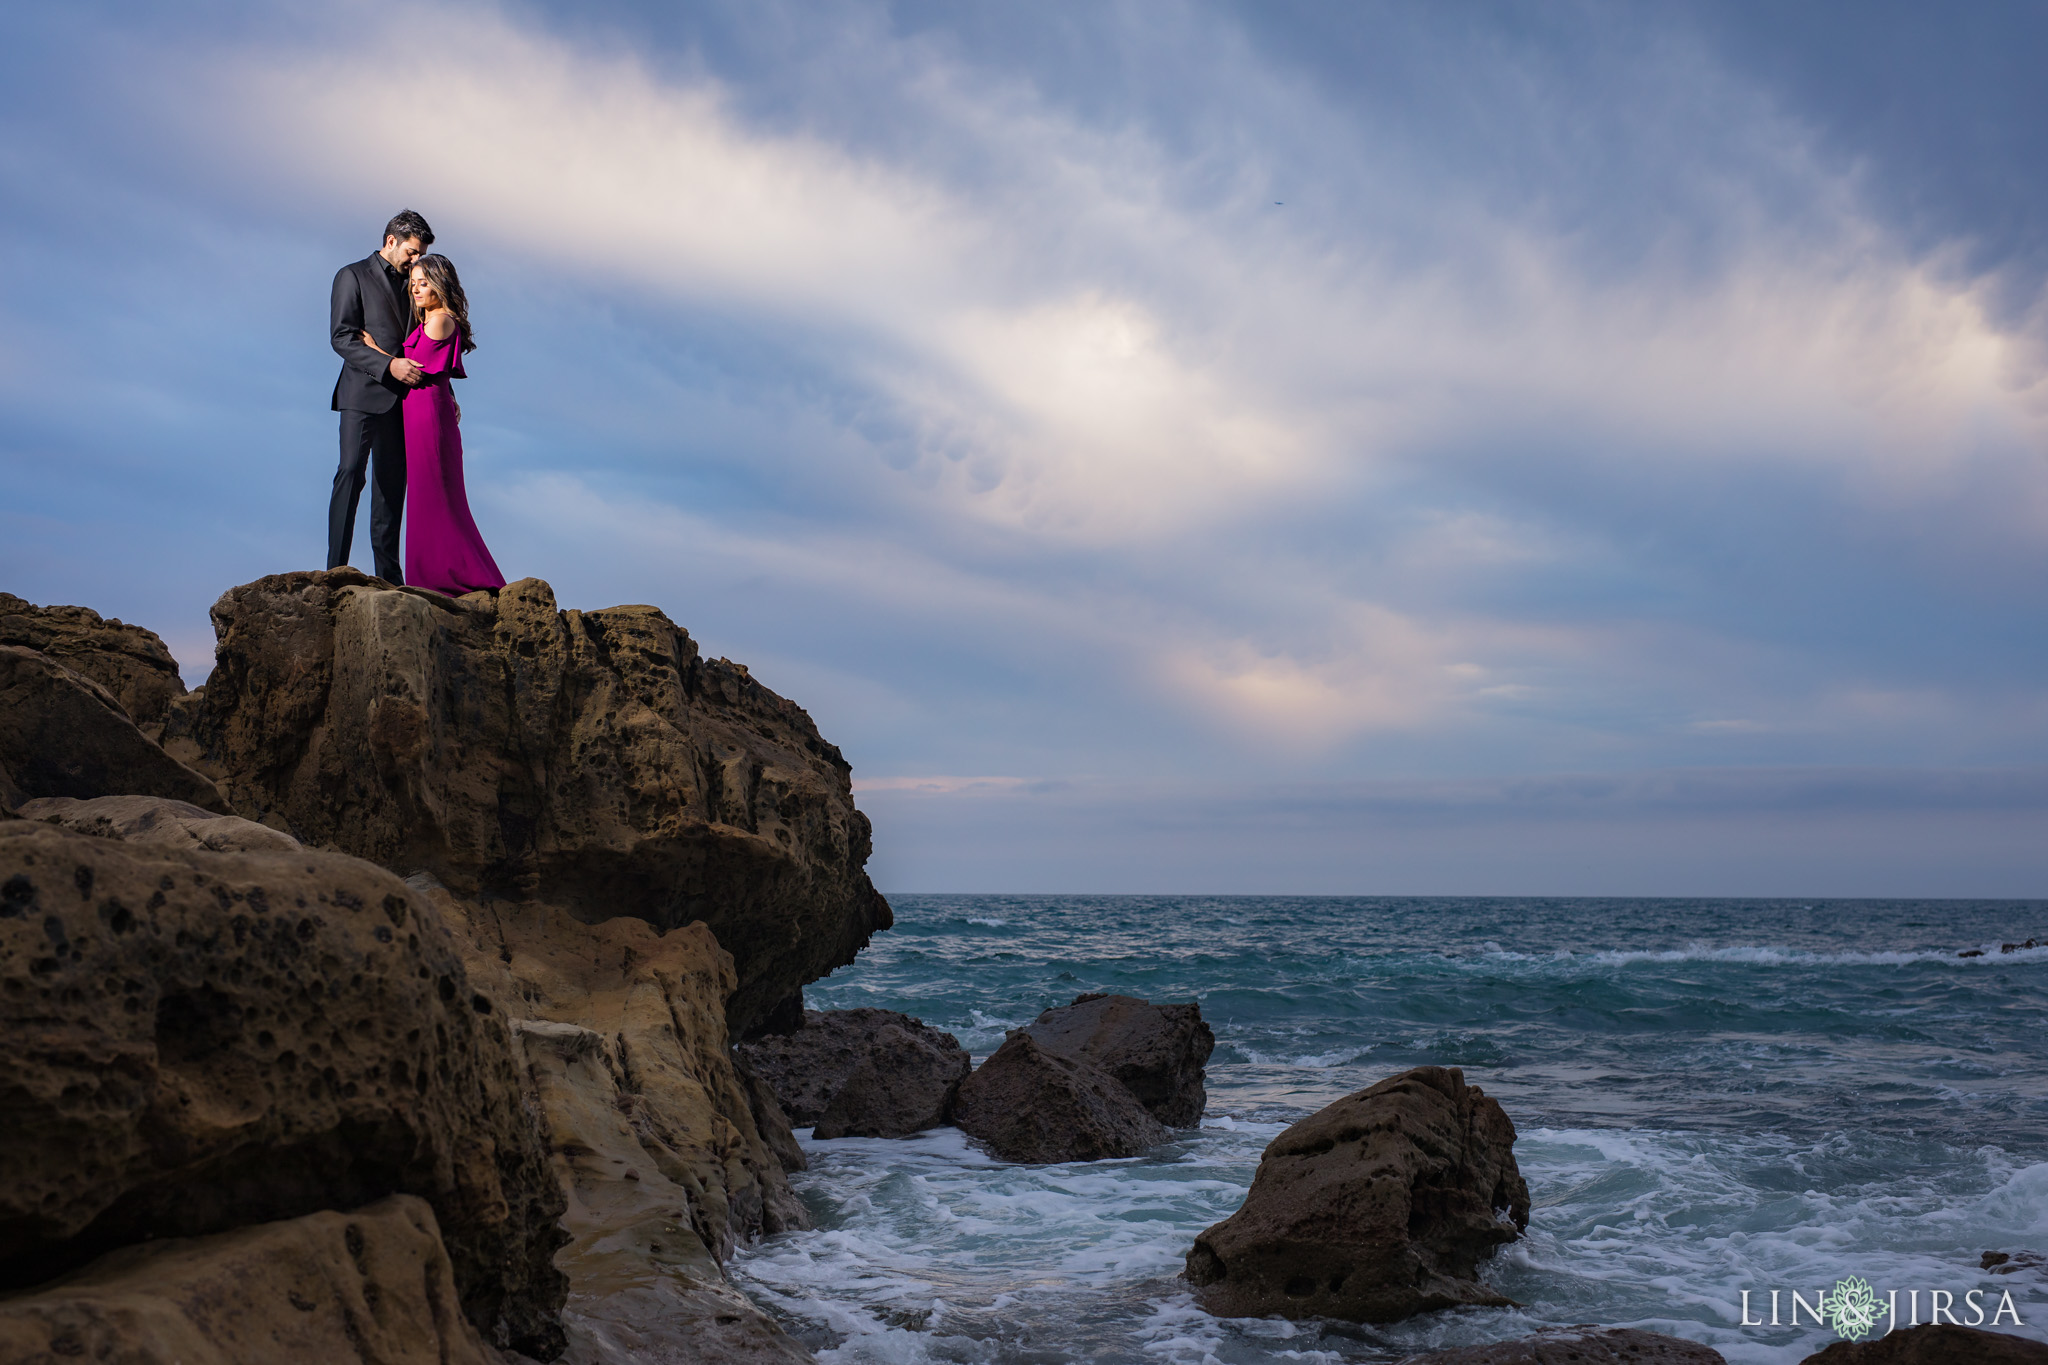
[{"x1": 732, "y1": 894, "x2": 2048, "y2": 1364}]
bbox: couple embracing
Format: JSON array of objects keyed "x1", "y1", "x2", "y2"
[{"x1": 326, "y1": 208, "x2": 505, "y2": 597}]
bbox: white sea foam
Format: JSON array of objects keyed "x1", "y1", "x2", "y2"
[
  {"x1": 1233, "y1": 1044, "x2": 1370, "y2": 1068},
  {"x1": 767, "y1": 895, "x2": 2048, "y2": 1361},
  {"x1": 735, "y1": 1123, "x2": 2048, "y2": 1364},
  {"x1": 966, "y1": 917, "x2": 1010, "y2": 927}
]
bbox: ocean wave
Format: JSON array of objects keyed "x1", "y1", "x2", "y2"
[
  {"x1": 1466, "y1": 941, "x2": 2048, "y2": 970},
  {"x1": 739, "y1": 1122, "x2": 2048, "y2": 1364}
]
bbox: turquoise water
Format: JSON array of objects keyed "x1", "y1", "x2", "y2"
[{"x1": 730, "y1": 896, "x2": 2048, "y2": 1363}]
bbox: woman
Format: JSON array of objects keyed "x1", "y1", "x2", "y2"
[{"x1": 366, "y1": 254, "x2": 506, "y2": 596}]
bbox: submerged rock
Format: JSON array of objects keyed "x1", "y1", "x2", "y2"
[
  {"x1": 170, "y1": 570, "x2": 890, "y2": 1038},
  {"x1": 0, "y1": 823, "x2": 568, "y2": 1358},
  {"x1": 1799, "y1": 1323, "x2": 2048, "y2": 1362},
  {"x1": 0, "y1": 1196, "x2": 499, "y2": 1365},
  {"x1": 951, "y1": 1031, "x2": 1170, "y2": 1163},
  {"x1": 0, "y1": 645, "x2": 224, "y2": 812},
  {"x1": 0, "y1": 591, "x2": 188, "y2": 734},
  {"x1": 1983, "y1": 1249, "x2": 2047, "y2": 1277},
  {"x1": 1024, "y1": 992, "x2": 1215, "y2": 1127},
  {"x1": 1185, "y1": 1065, "x2": 1529, "y2": 1323},
  {"x1": 1403, "y1": 1326, "x2": 1725, "y2": 1363},
  {"x1": 737, "y1": 1007, "x2": 971, "y2": 1138}
]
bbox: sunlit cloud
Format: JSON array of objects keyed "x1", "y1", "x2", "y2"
[{"x1": 217, "y1": 3, "x2": 2047, "y2": 552}]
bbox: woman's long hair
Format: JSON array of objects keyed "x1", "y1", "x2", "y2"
[{"x1": 412, "y1": 253, "x2": 476, "y2": 353}]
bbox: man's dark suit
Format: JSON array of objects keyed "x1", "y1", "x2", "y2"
[{"x1": 328, "y1": 253, "x2": 415, "y2": 582}]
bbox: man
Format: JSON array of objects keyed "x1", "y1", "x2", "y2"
[{"x1": 328, "y1": 209, "x2": 433, "y2": 582}]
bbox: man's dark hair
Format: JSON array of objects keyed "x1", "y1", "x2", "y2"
[{"x1": 383, "y1": 209, "x2": 434, "y2": 248}]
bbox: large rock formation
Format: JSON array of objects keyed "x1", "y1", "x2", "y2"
[
  {"x1": 2, "y1": 572, "x2": 894, "y2": 1362},
  {"x1": 1024, "y1": 993, "x2": 1214, "y2": 1127},
  {"x1": 0, "y1": 1196, "x2": 500, "y2": 1365},
  {"x1": 0, "y1": 645, "x2": 225, "y2": 812},
  {"x1": 952, "y1": 1031, "x2": 1170, "y2": 1163},
  {"x1": 1185, "y1": 1065, "x2": 1529, "y2": 1323},
  {"x1": 0, "y1": 823, "x2": 568, "y2": 1357},
  {"x1": 736, "y1": 1007, "x2": 971, "y2": 1139},
  {"x1": 168, "y1": 570, "x2": 890, "y2": 1038},
  {"x1": 429, "y1": 888, "x2": 813, "y2": 1362},
  {"x1": 0, "y1": 591, "x2": 189, "y2": 734},
  {"x1": 1402, "y1": 1327, "x2": 1725, "y2": 1363},
  {"x1": 1799, "y1": 1324, "x2": 2048, "y2": 1363}
]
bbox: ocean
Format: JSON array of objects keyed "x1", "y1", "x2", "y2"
[{"x1": 729, "y1": 895, "x2": 2048, "y2": 1364}]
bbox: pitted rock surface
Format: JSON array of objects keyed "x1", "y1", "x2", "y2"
[
  {"x1": 169, "y1": 570, "x2": 889, "y2": 1037},
  {"x1": 1024, "y1": 993, "x2": 1214, "y2": 1127},
  {"x1": 16, "y1": 794, "x2": 300, "y2": 853},
  {"x1": 0, "y1": 646, "x2": 224, "y2": 812},
  {"x1": 0, "y1": 823, "x2": 567, "y2": 1358},
  {"x1": 737, "y1": 1007, "x2": 971, "y2": 1138},
  {"x1": 1403, "y1": 1326, "x2": 1726, "y2": 1363},
  {"x1": 0, "y1": 1196, "x2": 499, "y2": 1365},
  {"x1": 951, "y1": 1031, "x2": 1169, "y2": 1163},
  {"x1": 0, "y1": 591, "x2": 188, "y2": 732},
  {"x1": 1186, "y1": 1065, "x2": 1529, "y2": 1323}
]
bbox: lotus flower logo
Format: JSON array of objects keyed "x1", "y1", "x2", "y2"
[{"x1": 1822, "y1": 1275, "x2": 1883, "y2": 1341}]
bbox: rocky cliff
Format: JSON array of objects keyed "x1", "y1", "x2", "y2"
[
  {"x1": 165, "y1": 570, "x2": 891, "y2": 1039},
  {"x1": 1, "y1": 574, "x2": 897, "y2": 1364}
]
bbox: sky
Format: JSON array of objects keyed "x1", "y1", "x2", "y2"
[{"x1": 2, "y1": 0, "x2": 2044, "y2": 896}]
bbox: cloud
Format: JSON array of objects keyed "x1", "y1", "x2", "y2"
[
  {"x1": 187, "y1": 0, "x2": 2048, "y2": 754},
  {"x1": 854, "y1": 764, "x2": 2048, "y2": 895},
  {"x1": 4, "y1": 0, "x2": 2046, "y2": 889},
  {"x1": 850, "y1": 775, "x2": 1038, "y2": 794}
]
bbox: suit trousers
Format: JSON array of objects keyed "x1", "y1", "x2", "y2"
[{"x1": 329, "y1": 406, "x2": 407, "y2": 583}]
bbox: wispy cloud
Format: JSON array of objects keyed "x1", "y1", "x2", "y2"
[{"x1": 3, "y1": 0, "x2": 2045, "y2": 888}]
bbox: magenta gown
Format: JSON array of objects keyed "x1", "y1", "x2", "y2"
[{"x1": 401, "y1": 322, "x2": 506, "y2": 595}]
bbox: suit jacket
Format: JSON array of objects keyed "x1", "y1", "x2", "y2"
[{"x1": 330, "y1": 253, "x2": 415, "y2": 413}]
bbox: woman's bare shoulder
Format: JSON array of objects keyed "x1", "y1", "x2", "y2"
[{"x1": 424, "y1": 310, "x2": 457, "y2": 340}]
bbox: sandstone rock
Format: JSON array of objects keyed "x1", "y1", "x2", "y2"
[
  {"x1": 1799, "y1": 1324, "x2": 2048, "y2": 1363},
  {"x1": 1403, "y1": 1326, "x2": 1725, "y2": 1363},
  {"x1": 0, "y1": 823, "x2": 567, "y2": 1357},
  {"x1": 432, "y1": 893, "x2": 813, "y2": 1362},
  {"x1": 0, "y1": 591, "x2": 188, "y2": 732},
  {"x1": 172, "y1": 570, "x2": 889, "y2": 1037},
  {"x1": 0, "y1": 1195, "x2": 499, "y2": 1365},
  {"x1": 16, "y1": 794, "x2": 300, "y2": 853},
  {"x1": 736, "y1": 1007, "x2": 971, "y2": 1139},
  {"x1": 1024, "y1": 992, "x2": 1214, "y2": 1127},
  {"x1": 734, "y1": 1052, "x2": 809, "y2": 1174},
  {"x1": 444, "y1": 894, "x2": 809, "y2": 1256},
  {"x1": 515, "y1": 1020, "x2": 810, "y2": 1364},
  {"x1": 0, "y1": 645, "x2": 225, "y2": 812},
  {"x1": 1185, "y1": 1065, "x2": 1529, "y2": 1323},
  {"x1": 952, "y1": 1031, "x2": 1170, "y2": 1163}
]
